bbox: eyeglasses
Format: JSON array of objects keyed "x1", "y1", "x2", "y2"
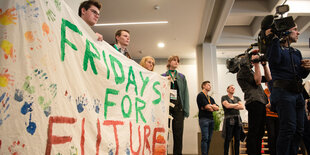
[{"x1": 89, "y1": 9, "x2": 100, "y2": 16}]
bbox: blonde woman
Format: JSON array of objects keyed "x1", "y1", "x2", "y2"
[{"x1": 140, "y1": 56, "x2": 155, "y2": 71}]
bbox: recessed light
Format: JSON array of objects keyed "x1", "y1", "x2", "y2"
[{"x1": 158, "y1": 42, "x2": 165, "y2": 48}]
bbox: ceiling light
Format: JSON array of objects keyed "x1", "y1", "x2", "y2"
[
  {"x1": 157, "y1": 42, "x2": 165, "y2": 48},
  {"x1": 95, "y1": 21, "x2": 168, "y2": 26}
]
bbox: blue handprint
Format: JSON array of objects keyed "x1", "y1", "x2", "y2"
[
  {"x1": 0, "y1": 92, "x2": 10, "y2": 126},
  {"x1": 76, "y1": 96, "x2": 88, "y2": 113},
  {"x1": 26, "y1": 113, "x2": 36, "y2": 135},
  {"x1": 21, "y1": 101, "x2": 33, "y2": 115},
  {"x1": 93, "y1": 98, "x2": 101, "y2": 114},
  {"x1": 14, "y1": 89, "x2": 24, "y2": 102}
]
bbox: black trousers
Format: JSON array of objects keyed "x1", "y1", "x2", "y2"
[
  {"x1": 224, "y1": 117, "x2": 241, "y2": 155},
  {"x1": 266, "y1": 116, "x2": 279, "y2": 155},
  {"x1": 171, "y1": 110, "x2": 184, "y2": 155},
  {"x1": 246, "y1": 101, "x2": 266, "y2": 155}
]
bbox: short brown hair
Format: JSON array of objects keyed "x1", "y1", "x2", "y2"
[
  {"x1": 201, "y1": 81, "x2": 210, "y2": 89},
  {"x1": 78, "y1": 0, "x2": 102, "y2": 17},
  {"x1": 140, "y1": 56, "x2": 155, "y2": 71},
  {"x1": 227, "y1": 85, "x2": 234, "y2": 90},
  {"x1": 166, "y1": 55, "x2": 180, "y2": 69},
  {"x1": 115, "y1": 29, "x2": 130, "y2": 43}
]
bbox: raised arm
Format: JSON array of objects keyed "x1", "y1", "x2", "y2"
[{"x1": 252, "y1": 55, "x2": 262, "y2": 85}]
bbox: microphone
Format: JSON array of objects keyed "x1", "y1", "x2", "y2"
[{"x1": 261, "y1": 15, "x2": 274, "y2": 30}]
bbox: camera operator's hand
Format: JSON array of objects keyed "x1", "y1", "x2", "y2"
[
  {"x1": 301, "y1": 59, "x2": 310, "y2": 70},
  {"x1": 251, "y1": 55, "x2": 260, "y2": 64},
  {"x1": 265, "y1": 28, "x2": 272, "y2": 36},
  {"x1": 261, "y1": 61, "x2": 267, "y2": 66}
]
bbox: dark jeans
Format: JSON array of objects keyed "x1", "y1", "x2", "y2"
[
  {"x1": 246, "y1": 101, "x2": 266, "y2": 155},
  {"x1": 303, "y1": 113, "x2": 310, "y2": 153},
  {"x1": 224, "y1": 117, "x2": 241, "y2": 155},
  {"x1": 271, "y1": 87, "x2": 304, "y2": 155},
  {"x1": 266, "y1": 116, "x2": 279, "y2": 155},
  {"x1": 199, "y1": 118, "x2": 214, "y2": 155},
  {"x1": 171, "y1": 110, "x2": 184, "y2": 155}
]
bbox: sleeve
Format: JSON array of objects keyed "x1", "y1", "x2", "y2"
[
  {"x1": 267, "y1": 38, "x2": 282, "y2": 64},
  {"x1": 236, "y1": 96, "x2": 241, "y2": 102},
  {"x1": 221, "y1": 96, "x2": 226, "y2": 103},
  {"x1": 161, "y1": 72, "x2": 167, "y2": 77},
  {"x1": 196, "y1": 94, "x2": 202, "y2": 108},
  {"x1": 183, "y1": 76, "x2": 190, "y2": 118}
]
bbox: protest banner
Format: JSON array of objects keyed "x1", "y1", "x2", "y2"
[{"x1": 0, "y1": 0, "x2": 169, "y2": 154}]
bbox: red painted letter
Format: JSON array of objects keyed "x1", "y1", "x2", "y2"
[
  {"x1": 45, "y1": 116, "x2": 76, "y2": 155},
  {"x1": 103, "y1": 120, "x2": 124, "y2": 155},
  {"x1": 152, "y1": 127, "x2": 166, "y2": 155},
  {"x1": 130, "y1": 122, "x2": 141, "y2": 155},
  {"x1": 142, "y1": 125, "x2": 151, "y2": 155},
  {"x1": 96, "y1": 118, "x2": 101, "y2": 155},
  {"x1": 80, "y1": 118, "x2": 85, "y2": 155}
]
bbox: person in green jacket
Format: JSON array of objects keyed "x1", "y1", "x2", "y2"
[{"x1": 161, "y1": 55, "x2": 189, "y2": 155}]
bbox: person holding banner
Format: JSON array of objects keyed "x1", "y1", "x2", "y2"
[
  {"x1": 161, "y1": 55, "x2": 189, "y2": 155},
  {"x1": 140, "y1": 56, "x2": 155, "y2": 71},
  {"x1": 113, "y1": 29, "x2": 131, "y2": 59},
  {"x1": 197, "y1": 81, "x2": 219, "y2": 155},
  {"x1": 78, "y1": 0, "x2": 103, "y2": 41}
]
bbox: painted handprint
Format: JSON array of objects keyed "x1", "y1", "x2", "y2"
[
  {"x1": 14, "y1": 89, "x2": 24, "y2": 102},
  {"x1": 20, "y1": 101, "x2": 37, "y2": 135},
  {"x1": 54, "y1": 0, "x2": 61, "y2": 11},
  {"x1": 0, "y1": 92, "x2": 10, "y2": 126},
  {"x1": 0, "y1": 68, "x2": 14, "y2": 89},
  {"x1": 20, "y1": 101, "x2": 33, "y2": 115},
  {"x1": 24, "y1": 31, "x2": 42, "y2": 51},
  {"x1": 38, "y1": 96, "x2": 51, "y2": 117},
  {"x1": 70, "y1": 146, "x2": 78, "y2": 155},
  {"x1": 93, "y1": 98, "x2": 101, "y2": 114},
  {"x1": 55, "y1": 145, "x2": 78, "y2": 155},
  {"x1": 46, "y1": 9, "x2": 55, "y2": 21},
  {"x1": 0, "y1": 7, "x2": 17, "y2": 25},
  {"x1": 42, "y1": 22, "x2": 53, "y2": 42},
  {"x1": 76, "y1": 95, "x2": 88, "y2": 113},
  {"x1": 22, "y1": 76, "x2": 35, "y2": 94},
  {"x1": 1, "y1": 40, "x2": 16, "y2": 62},
  {"x1": 48, "y1": 84, "x2": 57, "y2": 99},
  {"x1": 26, "y1": 113, "x2": 36, "y2": 135},
  {"x1": 8, "y1": 140, "x2": 25, "y2": 155}
]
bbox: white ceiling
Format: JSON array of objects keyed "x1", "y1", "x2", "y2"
[{"x1": 90, "y1": 0, "x2": 310, "y2": 59}]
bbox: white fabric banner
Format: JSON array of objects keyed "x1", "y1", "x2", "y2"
[{"x1": 0, "y1": 0, "x2": 170, "y2": 154}]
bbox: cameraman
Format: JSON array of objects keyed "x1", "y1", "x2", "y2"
[
  {"x1": 266, "y1": 24, "x2": 309, "y2": 155},
  {"x1": 237, "y1": 52, "x2": 271, "y2": 155}
]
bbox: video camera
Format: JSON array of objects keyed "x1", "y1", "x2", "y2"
[
  {"x1": 258, "y1": 4, "x2": 296, "y2": 54},
  {"x1": 226, "y1": 4, "x2": 295, "y2": 74},
  {"x1": 226, "y1": 43, "x2": 263, "y2": 74}
]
